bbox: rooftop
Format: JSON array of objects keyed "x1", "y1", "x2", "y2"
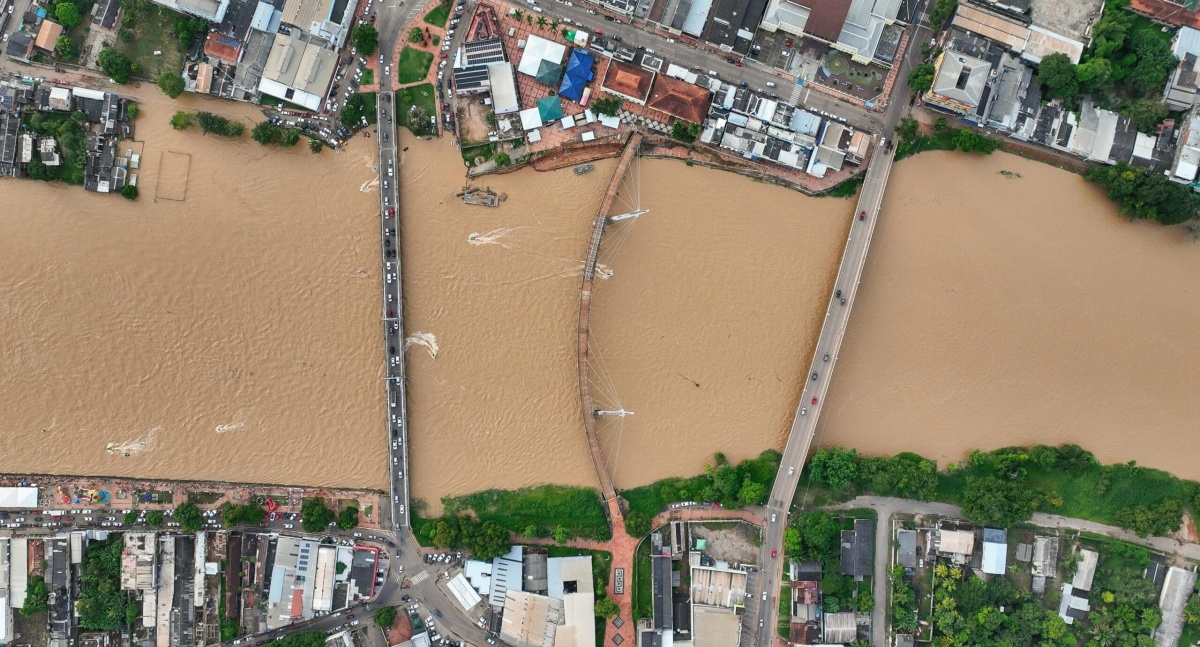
[
  {"x1": 647, "y1": 74, "x2": 712, "y2": 123},
  {"x1": 602, "y1": 61, "x2": 655, "y2": 102},
  {"x1": 796, "y1": 0, "x2": 851, "y2": 42}
]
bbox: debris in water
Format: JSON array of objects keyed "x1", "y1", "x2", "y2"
[
  {"x1": 999, "y1": 170, "x2": 1022, "y2": 178},
  {"x1": 458, "y1": 185, "x2": 501, "y2": 207},
  {"x1": 595, "y1": 264, "x2": 613, "y2": 280},
  {"x1": 404, "y1": 332, "x2": 440, "y2": 358},
  {"x1": 215, "y1": 421, "x2": 245, "y2": 434}
]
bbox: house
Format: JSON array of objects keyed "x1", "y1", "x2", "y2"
[
  {"x1": 5, "y1": 32, "x2": 34, "y2": 63},
  {"x1": 823, "y1": 612, "x2": 857, "y2": 643},
  {"x1": 1165, "y1": 26, "x2": 1200, "y2": 110},
  {"x1": 1128, "y1": 0, "x2": 1200, "y2": 30},
  {"x1": 647, "y1": 74, "x2": 712, "y2": 124},
  {"x1": 34, "y1": 20, "x2": 63, "y2": 53},
  {"x1": 981, "y1": 528, "x2": 1007, "y2": 575},
  {"x1": 702, "y1": 0, "x2": 770, "y2": 54},
  {"x1": 924, "y1": 49, "x2": 992, "y2": 117},
  {"x1": 935, "y1": 528, "x2": 974, "y2": 563},
  {"x1": 896, "y1": 529, "x2": 916, "y2": 569},
  {"x1": 1057, "y1": 547, "x2": 1098, "y2": 625},
  {"x1": 1169, "y1": 107, "x2": 1200, "y2": 187},
  {"x1": 602, "y1": 61, "x2": 654, "y2": 104},
  {"x1": 839, "y1": 518, "x2": 874, "y2": 580}
]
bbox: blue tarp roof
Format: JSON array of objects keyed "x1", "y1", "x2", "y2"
[{"x1": 558, "y1": 49, "x2": 594, "y2": 103}]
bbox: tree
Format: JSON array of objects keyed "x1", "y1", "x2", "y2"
[
  {"x1": 55, "y1": 2, "x2": 82, "y2": 28},
  {"x1": 1074, "y1": 57, "x2": 1112, "y2": 95},
  {"x1": 55, "y1": 35, "x2": 78, "y2": 60},
  {"x1": 1114, "y1": 499, "x2": 1182, "y2": 537},
  {"x1": 1121, "y1": 98, "x2": 1168, "y2": 134},
  {"x1": 172, "y1": 16, "x2": 208, "y2": 50},
  {"x1": 127, "y1": 104, "x2": 139, "y2": 119},
  {"x1": 896, "y1": 117, "x2": 919, "y2": 144},
  {"x1": 373, "y1": 606, "x2": 397, "y2": 629},
  {"x1": 495, "y1": 152, "x2": 511, "y2": 167},
  {"x1": 1127, "y1": 30, "x2": 1176, "y2": 96},
  {"x1": 337, "y1": 506, "x2": 360, "y2": 530},
  {"x1": 1183, "y1": 595, "x2": 1200, "y2": 626},
  {"x1": 462, "y1": 520, "x2": 510, "y2": 560},
  {"x1": 809, "y1": 446, "x2": 858, "y2": 490},
  {"x1": 125, "y1": 601, "x2": 139, "y2": 625},
  {"x1": 171, "y1": 110, "x2": 193, "y2": 130},
  {"x1": 157, "y1": 70, "x2": 185, "y2": 98},
  {"x1": 594, "y1": 597, "x2": 620, "y2": 618},
  {"x1": 22, "y1": 576, "x2": 49, "y2": 615},
  {"x1": 408, "y1": 27, "x2": 424, "y2": 44},
  {"x1": 929, "y1": 0, "x2": 957, "y2": 29},
  {"x1": 196, "y1": 111, "x2": 245, "y2": 137},
  {"x1": 281, "y1": 128, "x2": 301, "y2": 147},
  {"x1": 1085, "y1": 161, "x2": 1200, "y2": 225},
  {"x1": 671, "y1": 120, "x2": 699, "y2": 143},
  {"x1": 625, "y1": 511, "x2": 650, "y2": 538},
  {"x1": 97, "y1": 48, "x2": 138, "y2": 84},
  {"x1": 737, "y1": 476, "x2": 765, "y2": 505},
  {"x1": 145, "y1": 510, "x2": 164, "y2": 527},
  {"x1": 121, "y1": 184, "x2": 139, "y2": 200},
  {"x1": 220, "y1": 502, "x2": 265, "y2": 527},
  {"x1": 592, "y1": 94, "x2": 622, "y2": 117},
  {"x1": 123, "y1": 511, "x2": 138, "y2": 525},
  {"x1": 341, "y1": 92, "x2": 377, "y2": 128},
  {"x1": 352, "y1": 24, "x2": 379, "y2": 55},
  {"x1": 552, "y1": 525, "x2": 570, "y2": 544},
  {"x1": 959, "y1": 475, "x2": 1037, "y2": 526},
  {"x1": 856, "y1": 593, "x2": 874, "y2": 613},
  {"x1": 1038, "y1": 52, "x2": 1078, "y2": 102},
  {"x1": 175, "y1": 502, "x2": 203, "y2": 531},
  {"x1": 300, "y1": 497, "x2": 335, "y2": 532},
  {"x1": 907, "y1": 63, "x2": 935, "y2": 94},
  {"x1": 857, "y1": 453, "x2": 938, "y2": 500},
  {"x1": 952, "y1": 128, "x2": 999, "y2": 154},
  {"x1": 309, "y1": 137, "x2": 323, "y2": 153}
]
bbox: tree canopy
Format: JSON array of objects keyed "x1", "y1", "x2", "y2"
[
  {"x1": 337, "y1": 506, "x2": 360, "y2": 530},
  {"x1": 97, "y1": 48, "x2": 139, "y2": 84},
  {"x1": 592, "y1": 95, "x2": 622, "y2": 116},
  {"x1": 55, "y1": 35, "x2": 78, "y2": 60},
  {"x1": 145, "y1": 510, "x2": 164, "y2": 527},
  {"x1": 22, "y1": 576, "x2": 49, "y2": 615},
  {"x1": 55, "y1": 2, "x2": 82, "y2": 28},
  {"x1": 175, "y1": 501, "x2": 204, "y2": 531},
  {"x1": 77, "y1": 538, "x2": 127, "y2": 630},
  {"x1": 352, "y1": 24, "x2": 379, "y2": 55},
  {"x1": 373, "y1": 606, "x2": 397, "y2": 628},
  {"x1": 221, "y1": 502, "x2": 265, "y2": 527},
  {"x1": 1085, "y1": 162, "x2": 1200, "y2": 225},
  {"x1": 809, "y1": 447, "x2": 858, "y2": 490},
  {"x1": 907, "y1": 63, "x2": 935, "y2": 94},
  {"x1": 196, "y1": 112, "x2": 245, "y2": 137},
  {"x1": 300, "y1": 497, "x2": 336, "y2": 532},
  {"x1": 960, "y1": 475, "x2": 1038, "y2": 526}
]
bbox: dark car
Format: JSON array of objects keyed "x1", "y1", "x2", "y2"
[
  {"x1": 435, "y1": 610, "x2": 444, "y2": 618},
  {"x1": 389, "y1": 346, "x2": 397, "y2": 355},
  {"x1": 823, "y1": 353, "x2": 829, "y2": 361},
  {"x1": 403, "y1": 595, "x2": 412, "y2": 602},
  {"x1": 811, "y1": 372, "x2": 818, "y2": 380},
  {"x1": 835, "y1": 289, "x2": 842, "y2": 299},
  {"x1": 348, "y1": 614, "x2": 355, "y2": 620}
]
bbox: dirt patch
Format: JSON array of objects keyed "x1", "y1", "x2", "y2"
[
  {"x1": 385, "y1": 607, "x2": 413, "y2": 645},
  {"x1": 690, "y1": 521, "x2": 761, "y2": 565},
  {"x1": 530, "y1": 139, "x2": 626, "y2": 171},
  {"x1": 456, "y1": 94, "x2": 496, "y2": 145},
  {"x1": 14, "y1": 610, "x2": 49, "y2": 646}
]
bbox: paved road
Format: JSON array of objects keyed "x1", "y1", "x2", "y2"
[{"x1": 752, "y1": 2, "x2": 934, "y2": 646}]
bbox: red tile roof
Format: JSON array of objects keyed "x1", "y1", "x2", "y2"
[
  {"x1": 796, "y1": 0, "x2": 852, "y2": 42},
  {"x1": 646, "y1": 74, "x2": 712, "y2": 123},
  {"x1": 602, "y1": 61, "x2": 654, "y2": 102},
  {"x1": 1129, "y1": 0, "x2": 1200, "y2": 29},
  {"x1": 204, "y1": 32, "x2": 242, "y2": 63}
]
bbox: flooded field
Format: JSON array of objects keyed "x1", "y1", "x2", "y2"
[
  {"x1": 0, "y1": 86, "x2": 386, "y2": 489},
  {"x1": 819, "y1": 150, "x2": 1200, "y2": 479}
]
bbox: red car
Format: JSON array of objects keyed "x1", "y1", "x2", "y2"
[
  {"x1": 811, "y1": 397, "x2": 817, "y2": 405},
  {"x1": 595, "y1": 29, "x2": 603, "y2": 35},
  {"x1": 734, "y1": 60, "x2": 743, "y2": 67},
  {"x1": 771, "y1": 549, "x2": 777, "y2": 558},
  {"x1": 859, "y1": 210, "x2": 866, "y2": 220},
  {"x1": 440, "y1": 52, "x2": 448, "y2": 59}
]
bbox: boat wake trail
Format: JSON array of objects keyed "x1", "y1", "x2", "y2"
[
  {"x1": 469, "y1": 228, "x2": 518, "y2": 247},
  {"x1": 405, "y1": 332, "x2": 440, "y2": 358},
  {"x1": 106, "y1": 427, "x2": 160, "y2": 458}
]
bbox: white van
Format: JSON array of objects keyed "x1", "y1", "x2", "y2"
[{"x1": 766, "y1": 81, "x2": 776, "y2": 87}]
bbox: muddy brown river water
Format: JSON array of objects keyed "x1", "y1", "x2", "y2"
[{"x1": 4, "y1": 103, "x2": 1199, "y2": 504}]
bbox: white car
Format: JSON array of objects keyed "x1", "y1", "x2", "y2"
[
  {"x1": 384, "y1": 65, "x2": 391, "y2": 76},
  {"x1": 284, "y1": 523, "x2": 294, "y2": 529},
  {"x1": 586, "y1": 8, "x2": 595, "y2": 13}
]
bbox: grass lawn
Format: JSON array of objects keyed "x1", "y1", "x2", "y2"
[
  {"x1": 187, "y1": 492, "x2": 224, "y2": 505},
  {"x1": 113, "y1": 5, "x2": 185, "y2": 79},
  {"x1": 777, "y1": 585, "x2": 791, "y2": 637},
  {"x1": 424, "y1": 3, "x2": 450, "y2": 27},
  {"x1": 361, "y1": 68, "x2": 374, "y2": 86},
  {"x1": 442, "y1": 484, "x2": 610, "y2": 540},
  {"x1": 826, "y1": 175, "x2": 862, "y2": 198},
  {"x1": 396, "y1": 83, "x2": 438, "y2": 136},
  {"x1": 396, "y1": 46, "x2": 433, "y2": 84},
  {"x1": 461, "y1": 143, "x2": 496, "y2": 167},
  {"x1": 632, "y1": 539, "x2": 652, "y2": 621}
]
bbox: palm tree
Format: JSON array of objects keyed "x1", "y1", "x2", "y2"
[
  {"x1": 561, "y1": 27, "x2": 570, "y2": 39},
  {"x1": 536, "y1": 16, "x2": 547, "y2": 28},
  {"x1": 513, "y1": 9, "x2": 523, "y2": 20}
]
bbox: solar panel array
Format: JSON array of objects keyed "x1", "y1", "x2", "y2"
[{"x1": 464, "y1": 38, "x2": 506, "y2": 66}]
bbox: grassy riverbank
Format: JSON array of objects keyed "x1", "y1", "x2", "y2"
[{"x1": 412, "y1": 484, "x2": 610, "y2": 548}]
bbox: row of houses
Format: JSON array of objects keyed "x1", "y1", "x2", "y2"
[{"x1": 0, "y1": 77, "x2": 137, "y2": 192}]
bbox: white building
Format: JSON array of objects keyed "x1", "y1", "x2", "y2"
[{"x1": 257, "y1": 33, "x2": 337, "y2": 111}]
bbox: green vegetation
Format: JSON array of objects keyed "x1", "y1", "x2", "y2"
[
  {"x1": 171, "y1": 110, "x2": 193, "y2": 130},
  {"x1": 309, "y1": 137, "x2": 324, "y2": 153},
  {"x1": 171, "y1": 15, "x2": 208, "y2": 50},
  {"x1": 1085, "y1": 162, "x2": 1200, "y2": 225},
  {"x1": 123, "y1": 510, "x2": 138, "y2": 525},
  {"x1": 98, "y1": 47, "x2": 139, "y2": 83},
  {"x1": 445, "y1": 485, "x2": 610, "y2": 540},
  {"x1": 127, "y1": 103, "x2": 139, "y2": 119},
  {"x1": 959, "y1": 475, "x2": 1038, "y2": 526},
  {"x1": 187, "y1": 491, "x2": 223, "y2": 505},
  {"x1": 337, "y1": 506, "x2": 360, "y2": 530},
  {"x1": 929, "y1": 562, "x2": 1073, "y2": 645},
  {"x1": 396, "y1": 83, "x2": 438, "y2": 136},
  {"x1": 809, "y1": 447, "x2": 858, "y2": 490},
  {"x1": 252, "y1": 121, "x2": 302, "y2": 146},
  {"x1": 218, "y1": 559, "x2": 237, "y2": 640},
  {"x1": 361, "y1": 68, "x2": 374, "y2": 86},
  {"x1": 826, "y1": 175, "x2": 863, "y2": 198},
  {"x1": 951, "y1": 128, "x2": 999, "y2": 154},
  {"x1": 301, "y1": 497, "x2": 336, "y2": 532},
  {"x1": 22, "y1": 111, "x2": 87, "y2": 184},
  {"x1": 220, "y1": 502, "x2": 265, "y2": 527},
  {"x1": 110, "y1": 4, "x2": 184, "y2": 79},
  {"x1": 460, "y1": 143, "x2": 496, "y2": 167},
  {"x1": 670, "y1": 120, "x2": 699, "y2": 143},
  {"x1": 157, "y1": 70, "x2": 184, "y2": 98},
  {"x1": 894, "y1": 117, "x2": 1000, "y2": 159},
  {"x1": 594, "y1": 597, "x2": 619, "y2": 618},
  {"x1": 907, "y1": 63, "x2": 935, "y2": 95},
  {"x1": 341, "y1": 92, "x2": 377, "y2": 128},
  {"x1": 424, "y1": 3, "x2": 450, "y2": 27},
  {"x1": 632, "y1": 539, "x2": 652, "y2": 620},
  {"x1": 592, "y1": 94, "x2": 622, "y2": 117},
  {"x1": 22, "y1": 575, "x2": 49, "y2": 615},
  {"x1": 1037, "y1": 0, "x2": 1177, "y2": 131},
  {"x1": 121, "y1": 184, "x2": 139, "y2": 200},
  {"x1": 196, "y1": 112, "x2": 246, "y2": 137},
  {"x1": 785, "y1": 510, "x2": 839, "y2": 568},
  {"x1": 268, "y1": 631, "x2": 327, "y2": 647},
  {"x1": 145, "y1": 510, "x2": 164, "y2": 527},
  {"x1": 352, "y1": 24, "x2": 379, "y2": 56},
  {"x1": 175, "y1": 501, "x2": 204, "y2": 531},
  {"x1": 55, "y1": 1, "x2": 82, "y2": 28},
  {"x1": 408, "y1": 27, "x2": 424, "y2": 44},
  {"x1": 397, "y1": 46, "x2": 434, "y2": 84},
  {"x1": 494, "y1": 152, "x2": 512, "y2": 167},
  {"x1": 418, "y1": 516, "x2": 511, "y2": 560},
  {"x1": 622, "y1": 450, "x2": 781, "y2": 536},
  {"x1": 56, "y1": 35, "x2": 79, "y2": 60},
  {"x1": 928, "y1": 0, "x2": 957, "y2": 29},
  {"x1": 374, "y1": 606, "x2": 397, "y2": 629},
  {"x1": 78, "y1": 537, "x2": 128, "y2": 629}
]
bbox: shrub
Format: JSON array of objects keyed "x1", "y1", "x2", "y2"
[
  {"x1": 157, "y1": 70, "x2": 185, "y2": 98},
  {"x1": 121, "y1": 184, "x2": 138, "y2": 200}
]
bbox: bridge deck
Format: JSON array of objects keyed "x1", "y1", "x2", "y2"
[{"x1": 577, "y1": 133, "x2": 642, "y2": 504}]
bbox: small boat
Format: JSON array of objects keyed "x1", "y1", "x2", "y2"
[{"x1": 574, "y1": 164, "x2": 594, "y2": 175}]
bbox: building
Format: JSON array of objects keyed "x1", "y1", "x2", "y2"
[
  {"x1": 651, "y1": 555, "x2": 673, "y2": 631},
  {"x1": 896, "y1": 529, "x2": 916, "y2": 569},
  {"x1": 9, "y1": 538, "x2": 27, "y2": 610},
  {"x1": 463, "y1": 37, "x2": 506, "y2": 66},
  {"x1": 1154, "y1": 566, "x2": 1199, "y2": 646},
  {"x1": 1058, "y1": 547, "x2": 1098, "y2": 625},
  {"x1": 602, "y1": 61, "x2": 654, "y2": 104},
  {"x1": 257, "y1": 33, "x2": 337, "y2": 111},
  {"x1": 1171, "y1": 107, "x2": 1200, "y2": 186},
  {"x1": 925, "y1": 49, "x2": 992, "y2": 117},
  {"x1": 488, "y1": 63, "x2": 520, "y2": 114},
  {"x1": 4, "y1": 32, "x2": 33, "y2": 63},
  {"x1": 312, "y1": 545, "x2": 337, "y2": 612},
  {"x1": 950, "y1": 1, "x2": 1085, "y2": 64},
  {"x1": 981, "y1": 528, "x2": 1007, "y2": 575},
  {"x1": 688, "y1": 553, "x2": 748, "y2": 607},
  {"x1": 702, "y1": 0, "x2": 770, "y2": 54},
  {"x1": 266, "y1": 536, "x2": 320, "y2": 629},
  {"x1": 1166, "y1": 27, "x2": 1200, "y2": 110},
  {"x1": 150, "y1": 0, "x2": 230, "y2": 23},
  {"x1": 823, "y1": 612, "x2": 857, "y2": 643},
  {"x1": 280, "y1": 0, "x2": 358, "y2": 46},
  {"x1": 0, "y1": 487, "x2": 38, "y2": 508},
  {"x1": 691, "y1": 606, "x2": 740, "y2": 647},
  {"x1": 1128, "y1": 0, "x2": 1200, "y2": 29},
  {"x1": 648, "y1": 74, "x2": 713, "y2": 124},
  {"x1": 34, "y1": 20, "x2": 63, "y2": 52},
  {"x1": 833, "y1": 0, "x2": 905, "y2": 63},
  {"x1": 839, "y1": 518, "x2": 874, "y2": 580},
  {"x1": 499, "y1": 590, "x2": 563, "y2": 647},
  {"x1": 517, "y1": 35, "x2": 567, "y2": 87},
  {"x1": 935, "y1": 529, "x2": 975, "y2": 562},
  {"x1": 0, "y1": 539, "x2": 11, "y2": 645},
  {"x1": 488, "y1": 546, "x2": 525, "y2": 609}
]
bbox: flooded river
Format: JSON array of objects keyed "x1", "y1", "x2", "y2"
[
  {"x1": 820, "y1": 151, "x2": 1200, "y2": 479},
  {"x1": 0, "y1": 86, "x2": 386, "y2": 489}
]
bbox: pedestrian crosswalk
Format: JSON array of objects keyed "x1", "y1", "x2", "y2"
[
  {"x1": 409, "y1": 570, "x2": 430, "y2": 585},
  {"x1": 788, "y1": 83, "x2": 803, "y2": 105}
]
